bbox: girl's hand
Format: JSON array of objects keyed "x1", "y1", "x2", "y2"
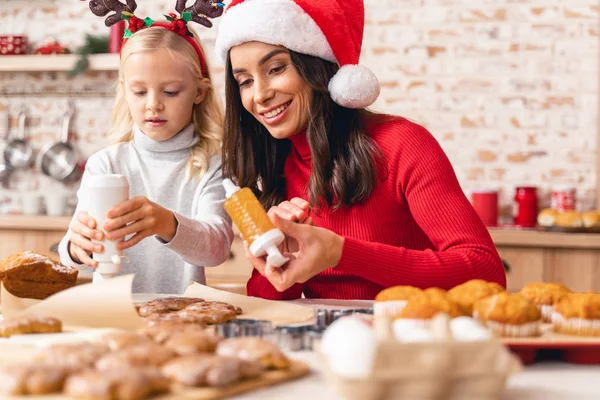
[
  {"x1": 104, "y1": 196, "x2": 177, "y2": 251},
  {"x1": 263, "y1": 213, "x2": 344, "y2": 292},
  {"x1": 68, "y1": 211, "x2": 103, "y2": 268}
]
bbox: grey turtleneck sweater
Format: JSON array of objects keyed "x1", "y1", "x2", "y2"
[{"x1": 58, "y1": 124, "x2": 234, "y2": 294}]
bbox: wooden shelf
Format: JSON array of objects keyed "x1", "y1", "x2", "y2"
[
  {"x1": 0, "y1": 54, "x2": 119, "y2": 72},
  {"x1": 0, "y1": 215, "x2": 71, "y2": 231},
  {"x1": 489, "y1": 227, "x2": 600, "y2": 250}
]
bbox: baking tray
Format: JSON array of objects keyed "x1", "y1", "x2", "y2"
[
  {"x1": 535, "y1": 225, "x2": 600, "y2": 234},
  {"x1": 501, "y1": 324, "x2": 600, "y2": 365}
]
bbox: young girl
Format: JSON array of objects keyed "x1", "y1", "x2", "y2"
[
  {"x1": 216, "y1": 0, "x2": 505, "y2": 299},
  {"x1": 59, "y1": 5, "x2": 233, "y2": 294}
]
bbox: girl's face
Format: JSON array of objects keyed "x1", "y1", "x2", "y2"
[
  {"x1": 229, "y1": 42, "x2": 312, "y2": 140},
  {"x1": 121, "y1": 47, "x2": 208, "y2": 141}
]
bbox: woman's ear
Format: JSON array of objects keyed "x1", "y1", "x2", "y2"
[{"x1": 194, "y1": 78, "x2": 211, "y2": 104}]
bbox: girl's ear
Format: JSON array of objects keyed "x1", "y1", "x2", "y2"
[{"x1": 194, "y1": 78, "x2": 211, "y2": 104}]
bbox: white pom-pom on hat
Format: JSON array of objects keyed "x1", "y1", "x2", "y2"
[{"x1": 328, "y1": 64, "x2": 381, "y2": 109}]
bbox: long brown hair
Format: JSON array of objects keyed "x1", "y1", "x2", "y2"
[{"x1": 223, "y1": 49, "x2": 380, "y2": 210}]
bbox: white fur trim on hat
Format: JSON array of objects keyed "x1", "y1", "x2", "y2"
[
  {"x1": 328, "y1": 64, "x2": 381, "y2": 109},
  {"x1": 216, "y1": 0, "x2": 336, "y2": 65}
]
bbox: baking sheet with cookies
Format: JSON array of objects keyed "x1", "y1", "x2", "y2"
[
  {"x1": 501, "y1": 324, "x2": 600, "y2": 365},
  {"x1": 0, "y1": 342, "x2": 310, "y2": 400},
  {"x1": 0, "y1": 275, "x2": 315, "y2": 400}
]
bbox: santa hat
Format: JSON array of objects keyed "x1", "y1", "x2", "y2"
[{"x1": 215, "y1": 0, "x2": 380, "y2": 109}]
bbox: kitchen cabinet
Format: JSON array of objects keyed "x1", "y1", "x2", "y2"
[{"x1": 490, "y1": 228, "x2": 600, "y2": 293}]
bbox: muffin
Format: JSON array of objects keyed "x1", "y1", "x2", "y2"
[
  {"x1": 582, "y1": 211, "x2": 600, "y2": 228},
  {"x1": 447, "y1": 279, "x2": 505, "y2": 316},
  {"x1": 374, "y1": 286, "x2": 423, "y2": 317},
  {"x1": 537, "y1": 208, "x2": 559, "y2": 227},
  {"x1": 552, "y1": 293, "x2": 600, "y2": 337},
  {"x1": 473, "y1": 292, "x2": 542, "y2": 337},
  {"x1": 554, "y1": 211, "x2": 583, "y2": 228},
  {"x1": 520, "y1": 282, "x2": 571, "y2": 322},
  {"x1": 392, "y1": 290, "x2": 463, "y2": 331}
]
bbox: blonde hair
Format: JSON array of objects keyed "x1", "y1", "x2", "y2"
[{"x1": 109, "y1": 27, "x2": 223, "y2": 181}]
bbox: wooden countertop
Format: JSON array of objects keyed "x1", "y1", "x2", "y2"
[
  {"x1": 1, "y1": 215, "x2": 599, "y2": 249},
  {"x1": 489, "y1": 227, "x2": 600, "y2": 249},
  {"x1": 0, "y1": 215, "x2": 71, "y2": 231}
]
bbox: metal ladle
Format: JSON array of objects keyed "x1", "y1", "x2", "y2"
[
  {"x1": 0, "y1": 106, "x2": 13, "y2": 186},
  {"x1": 3, "y1": 104, "x2": 33, "y2": 169}
]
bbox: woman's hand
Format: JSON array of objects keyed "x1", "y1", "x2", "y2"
[
  {"x1": 68, "y1": 211, "x2": 103, "y2": 267},
  {"x1": 267, "y1": 197, "x2": 313, "y2": 254},
  {"x1": 244, "y1": 197, "x2": 312, "y2": 275},
  {"x1": 263, "y1": 213, "x2": 344, "y2": 292},
  {"x1": 104, "y1": 196, "x2": 177, "y2": 251}
]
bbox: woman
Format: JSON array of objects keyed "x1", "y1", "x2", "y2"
[{"x1": 216, "y1": 0, "x2": 506, "y2": 299}]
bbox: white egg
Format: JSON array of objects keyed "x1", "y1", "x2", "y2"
[
  {"x1": 320, "y1": 317, "x2": 377, "y2": 379},
  {"x1": 450, "y1": 316, "x2": 492, "y2": 341},
  {"x1": 393, "y1": 326, "x2": 435, "y2": 343}
]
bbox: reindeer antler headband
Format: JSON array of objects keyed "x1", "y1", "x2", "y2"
[{"x1": 87, "y1": 0, "x2": 224, "y2": 76}]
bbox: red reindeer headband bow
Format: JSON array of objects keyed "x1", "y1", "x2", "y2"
[{"x1": 87, "y1": 0, "x2": 224, "y2": 76}]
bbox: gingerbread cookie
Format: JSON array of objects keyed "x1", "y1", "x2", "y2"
[
  {"x1": 216, "y1": 337, "x2": 290, "y2": 369},
  {"x1": 0, "y1": 315, "x2": 62, "y2": 338},
  {"x1": 64, "y1": 367, "x2": 169, "y2": 400},
  {"x1": 137, "y1": 296, "x2": 205, "y2": 317},
  {"x1": 95, "y1": 343, "x2": 177, "y2": 370},
  {"x1": 0, "y1": 364, "x2": 68, "y2": 395},
  {"x1": 162, "y1": 354, "x2": 261, "y2": 387},
  {"x1": 99, "y1": 332, "x2": 154, "y2": 351},
  {"x1": 163, "y1": 331, "x2": 224, "y2": 355},
  {"x1": 139, "y1": 321, "x2": 207, "y2": 343},
  {"x1": 36, "y1": 343, "x2": 110, "y2": 371}
]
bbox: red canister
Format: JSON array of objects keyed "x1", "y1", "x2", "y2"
[
  {"x1": 0, "y1": 35, "x2": 28, "y2": 55},
  {"x1": 514, "y1": 186, "x2": 538, "y2": 227},
  {"x1": 471, "y1": 189, "x2": 498, "y2": 227},
  {"x1": 551, "y1": 186, "x2": 577, "y2": 212}
]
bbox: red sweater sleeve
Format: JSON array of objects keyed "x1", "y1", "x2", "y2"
[
  {"x1": 335, "y1": 123, "x2": 506, "y2": 290},
  {"x1": 246, "y1": 268, "x2": 303, "y2": 300}
]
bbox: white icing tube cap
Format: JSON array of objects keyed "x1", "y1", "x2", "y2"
[
  {"x1": 249, "y1": 229, "x2": 289, "y2": 267},
  {"x1": 222, "y1": 178, "x2": 240, "y2": 198}
]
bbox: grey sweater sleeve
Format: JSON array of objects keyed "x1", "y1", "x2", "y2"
[
  {"x1": 157, "y1": 158, "x2": 234, "y2": 267},
  {"x1": 58, "y1": 153, "x2": 107, "y2": 274}
]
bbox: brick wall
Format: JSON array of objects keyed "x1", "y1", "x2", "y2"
[{"x1": 0, "y1": 0, "x2": 597, "y2": 217}]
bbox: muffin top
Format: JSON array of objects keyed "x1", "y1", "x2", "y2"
[
  {"x1": 395, "y1": 290, "x2": 462, "y2": 320},
  {"x1": 554, "y1": 293, "x2": 600, "y2": 320},
  {"x1": 520, "y1": 282, "x2": 571, "y2": 306},
  {"x1": 375, "y1": 285, "x2": 422, "y2": 302},
  {"x1": 447, "y1": 279, "x2": 505, "y2": 315},
  {"x1": 473, "y1": 292, "x2": 541, "y2": 325}
]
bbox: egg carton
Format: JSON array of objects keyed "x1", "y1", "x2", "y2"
[{"x1": 318, "y1": 314, "x2": 521, "y2": 400}]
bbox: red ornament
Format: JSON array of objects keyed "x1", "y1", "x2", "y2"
[
  {"x1": 171, "y1": 19, "x2": 188, "y2": 36},
  {"x1": 128, "y1": 15, "x2": 146, "y2": 33}
]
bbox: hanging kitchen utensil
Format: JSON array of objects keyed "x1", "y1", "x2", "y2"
[
  {"x1": 38, "y1": 101, "x2": 80, "y2": 182},
  {"x1": 0, "y1": 105, "x2": 13, "y2": 187},
  {"x1": 3, "y1": 103, "x2": 33, "y2": 169}
]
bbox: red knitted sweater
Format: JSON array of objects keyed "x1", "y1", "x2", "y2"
[{"x1": 247, "y1": 117, "x2": 506, "y2": 299}]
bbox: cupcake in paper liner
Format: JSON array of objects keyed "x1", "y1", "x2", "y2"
[
  {"x1": 552, "y1": 292, "x2": 600, "y2": 337},
  {"x1": 392, "y1": 290, "x2": 463, "y2": 339},
  {"x1": 520, "y1": 282, "x2": 571, "y2": 323},
  {"x1": 473, "y1": 292, "x2": 542, "y2": 338},
  {"x1": 374, "y1": 285, "x2": 423, "y2": 317},
  {"x1": 447, "y1": 279, "x2": 505, "y2": 316}
]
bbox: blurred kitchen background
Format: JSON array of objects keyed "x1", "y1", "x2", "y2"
[{"x1": 0, "y1": 0, "x2": 597, "y2": 219}]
